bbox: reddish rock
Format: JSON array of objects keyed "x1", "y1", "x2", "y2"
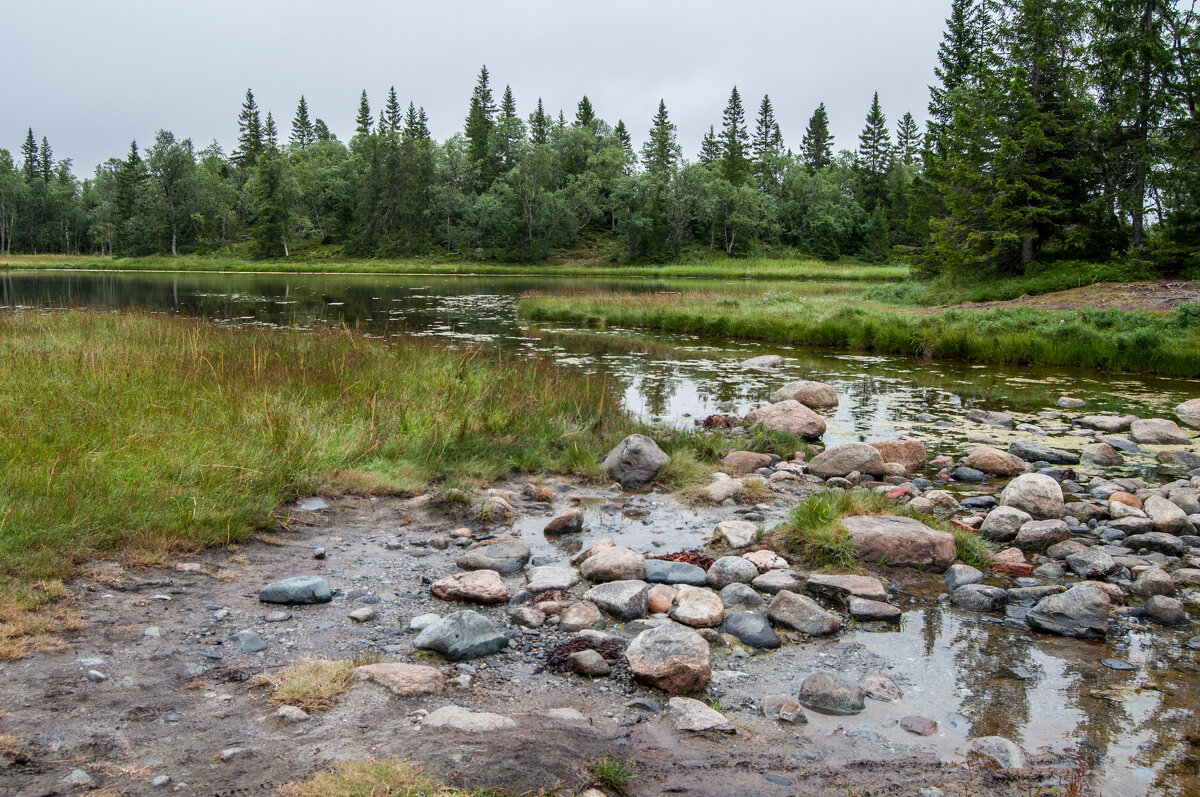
[
  {"x1": 430, "y1": 570, "x2": 509, "y2": 604},
  {"x1": 805, "y1": 573, "x2": 888, "y2": 602},
  {"x1": 887, "y1": 485, "x2": 914, "y2": 500},
  {"x1": 901, "y1": 715, "x2": 939, "y2": 736},
  {"x1": 992, "y1": 562, "x2": 1035, "y2": 577},
  {"x1": 543, "y1": 508, "x2": 584, "y2": 534},
  {"x1": 647, "y1": 584, "x2": 678, "y2": 614},
  {"x1": 1109, "y1": 492, "x2": 1142, "y2": 510},
  {"x1": 869, "y1": 440, "x2": 928, "y2": 473},
  {"x1": 841, "y1": 515, "x2": 957, "y2": 572},
  {"x1": 719, "y1": 451, "x2": 774, "y2": 472}
]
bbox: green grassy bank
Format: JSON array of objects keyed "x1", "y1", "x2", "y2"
[
  {"x1": 519, "y1": 289, "x2": 1200, "y2": 376},
  {"x1": 0, "y1": 253, "x2": 908, "y2": 282}
]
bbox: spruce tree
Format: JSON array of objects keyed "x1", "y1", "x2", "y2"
[
  {"x1": 21, "y1": 129, "x2": 38, "y2": 182},
  {"x1": 114, "y1": 141, "x2": 145, "y2": 255},
  {"x1": 752, "y1": 94, "x2": 785, "y2": 191},
  {"x1": 235, "y1": 89, "x2": 263, "y2": 167},
  {"x1": 575, "y1": 95, "x2": 596, "y2": 128},
  {"x1": 39, "y1": 137, "x2": 53, "y2": 182},
  {"x1": 896, "y1": 112, "x2": 922, "y2": 165},
  {"x1": 495, "y1": 85, "x2": 526, "y2": 169},
  {"x1": 720, "y1": 87, "x2": 751, "y2": 185},
  {"x1": 642, "y1": 100, "x2": 679, "y2": 176},
  {"x1": 927, "y1": 0, "x2": 986, "y2": 145},
  {"x1": 801, "y1": 104, "x2": 834, "y2": 172},
  {"x1": 613, "y1": 119, "x2": 634, "y2": 161},
  {"x1": 313, "y1": 118, "x2": 333, "y2": 141},
  {"x1": 529, "y1": 98, "x2": 550, "y2": 145},
  {"x1": 464, "y1": 65, "x2": 497, "y2": 190},
  {"x1": 291, "y1": 96, "x2": 315, "y2": 150},
  {"x1": 384, "y1": 86, "x2": 402, "y2": 135},
  {"x1": 698, "y1": 126, "x2": 721, "y2": 165},
  {"x1": 263, "y1": 113, "x2": 278, "y2": 151},
  {"x1": 856, "y1": 92, "x2": 893, "y2": 210},
  {"x1": 354, "y1": 90, "x2": 373, "y2": 139}
]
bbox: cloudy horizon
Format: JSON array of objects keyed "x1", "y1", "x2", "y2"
[{"x1": 2, "y1": 0, "x2": 950, "y2": 173}]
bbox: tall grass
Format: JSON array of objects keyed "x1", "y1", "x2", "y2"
[
  {"x1": 0, "y1": 310, "x2": 627, "y2": 600},
  {"x1": 520, "y1": 291, "x2": 1200, "y2": 376},
  {"x1": 0, "y1": 253, "x2": 908, "y2": 282}
]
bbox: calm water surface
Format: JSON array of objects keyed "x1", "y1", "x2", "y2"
[{"x1": 6, "y1": 269, "x2": 1200, "y2": 794}]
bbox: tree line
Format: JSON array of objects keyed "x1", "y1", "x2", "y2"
[{"x1": 0, "y1": 0, "x2": 1196, "y2": 277}]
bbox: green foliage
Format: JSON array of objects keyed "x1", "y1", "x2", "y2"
[
  {"x1": 780, "y1": 489, "x2": 892, "y2": 568},
  {"x1": 587, "y1": 758, "x2": 638, "y2": 794}
]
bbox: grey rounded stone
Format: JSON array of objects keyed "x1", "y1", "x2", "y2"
[
  {"x1": 413, "y1": 610, "x2": 507, "y2": 661},
  {"x1": 602, "y1": 434, "x2": 671, "y2": 488},
  {"x1": 644, "y1": 559, "x2": 708, "y2": 586},
  {"x1": 950, "y1": 584, "x2": 1007, "y2": 612},
  {"x1": 706, "y1": 556, "x2": 760, "y2": 588},
  {"x1": 797, "y1": 672, "x2": 865, "y2": 715},
  {"x1": 258, "y1": 576, "x2": 332, "y2": 604},
  {"x1": 455, "y1": 537, "x2": 531, "y2": 575},
  {"x1": 721, "y1": 611, "x2": 781, "y2": 649},
  {"x1": 585, "y1": 580, "x2": 650, "y2": 621}
]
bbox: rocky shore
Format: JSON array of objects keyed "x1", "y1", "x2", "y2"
[{"x1": 2, "y1": 381, "x2": 1198, "y2": 795}]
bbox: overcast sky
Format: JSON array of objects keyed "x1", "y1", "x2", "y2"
[{"x1": 2, "y1": 0, "x2": 950, "y2": 174}]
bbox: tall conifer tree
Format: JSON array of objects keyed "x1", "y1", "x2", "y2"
[
  {"x1": 801, "y1": 104, "x2": 834, "y2": 171},
  {"x1": 720, "y1": 87, "x2": 750, "y2": 185},
  {"x1": 291, "y1": 96, "x2": 315, "y2": 150}
]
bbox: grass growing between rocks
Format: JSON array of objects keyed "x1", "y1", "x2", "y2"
[
  {"x1": 0, "y1": 253, "x2": 907, "y2": 282},
  {"x1": 264, "y1": 658, "x2": 358, "y2": 711},
  {"x1": 0, "y1": 310, "x2": 635, "y2": 655},
  {"x1": 279, "y1": 759, "x2": 519, "y2": 797},
  {"x1": 587, "y1": 757, "x2": 638, "y2": 794},
  {"x1": 519, "y1": 290, "x2": 1200, "y2": 376},
  {"x1": 777, "y1": 490, "x2": 996, "y2": 569}
]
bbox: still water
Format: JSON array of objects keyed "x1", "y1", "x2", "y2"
[{"x1": 5, "y1": 269, "x2": 1200, "y2": 793}]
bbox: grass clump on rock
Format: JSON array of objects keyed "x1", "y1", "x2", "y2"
[{"x1": 778, "y1": 490, "x2": 893, "y2": 569}]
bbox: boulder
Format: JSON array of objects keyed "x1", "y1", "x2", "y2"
[
  {"x1": 713, "y1": 520, "x2": 758, "y2": 549},
  {"x1": 767, "y1": 590, "x2": 840, "y2": 635},
  {"x1": 951, "y1": 584, "x2": 1007, "y2": 612},
  {"x1": 1123, "y1": 532, "x2": 1187, "y2": 556},
  {"x1": 1144, "y1": 495, "x2": 1192, "y2": 535},
  {"x1": 972, "y1": 737, "x2": 1026, "y2": 770},
  {"x1": 559, "y1": 601, "x2": 606, "y2": 631},
  {"x1": 1000, "y1": 473, "x2": 1065, "y2": 519},
  {"x1": 744, "y1": 400, "x2": 827, "y2": 439},
  {"x1": 770, "y1": 379, "x2": 838, "y2": 409},
  {"x1": 806, "y1": 443, "x2": 887, "y2": 479},
  {"x1": 602, "y1": 434, "x2": 671, "y2": 488},
  {"x1": 719, "y1": 451, "x2": 774, "y2": 472},
  {"x1": 797, "y1": 673, "x2": 865, "y2": 715},
  {"x1": 761, "y1": 694, "x2": 806, "y2": 723},
  {"x1": 580, "y1": 546, "x2": 646, "y2": 582},
  {"x1": 668, "y1": 586, "x2": 725, "y2": 628},
  {"x1": 1065, "y1": 546, "x2": 1117, "y2": 578},
  {"x1": 806, "y1": 573, "x2": 888, "y2": 602},
  {"x1": 721, "y1": 611, "x2": 781, "y2": 648},
  {"x1": 1058, "y1": 396, "x2": 1086, "y2": 408},
  {"x1": 624, "y1": 624, "x2": 711, "y2": 693},
  {"x1": 967, "y1": 408, "x2": 1014, "y2": 428},
  {"x1": 430, "y1": 570, "x2": 509, "y2": 605},
  {"x1": 571, "y1": 537, "x2": 614, "y2": 566},
  {"x1": 1081, "y1": 442, "x2": 1124, "y2": 467},
  {"x1": 644, "y1": 559, "x2": 708, "y2": 586},
  {"x1": 355, "y1": 663, "x2": 445, "y2": 697},
  {"x1": 719, "y1": 583, "x2": 765, "y2": 610},
  {"x1": 841, "y1": 515, "x2": 957, "y2": 571},
  {"x1": 1175, "y1": 398, "x2": 1200, "y2": 429},
  {"x1": 1079, "y1": 414, "x2": 1137, "y2": 433},
  {"x1": 569, "y1": 649, "x2": 612, "y2": 677},
  {"x1": 848, "y1": 597, "x2": 902, "y2": 621},
  {"x1": 668, "y1": 696, "x2": 733, "y2": 732},
  {"x1": 1013, "y1": 519, "x2": 1070, "y2": 552},
  {"x1": 962, "y1": 447, "x2": 1026, "y2": 477},
  {"x1": 742, "y1": 354, "x2": 785, "y2": 370},
  {"x1": 869, "y1": 440, "x2": 928, "y2": 473},
  {"x1": 701, "y1": 478, "x2": 744, "y2": 503},
  {"x1": 1131, "y1": 568, "x2": 1176, "y2": 597},
  {"x1": 1026, "y1": 585, "x2": 1110, "y2": 638},
  {"x1": 944, "y1": 564, "x2": 985, "y2": 591},
  {"x1": 413, "y1": 610, "x2": 508, "y2": 660},
  {"x1": 1144, "y1": 595, "x2": 1187, "y2": 625},
  {"x1": 543, "y1": 508, "x2": 584, "y2": 535},
  {"x1": 750, "y1": 569, "x2": 805, "y2": 594},
  {"x1": 1008, "y1": 441, "x2": 1080, "y2": 465},
  {"x1": 743, "y1": 549, "x2": 788, "y2": 571},
  {"x1": 979, "y1": 506, "x2": 1033, "y2": 542},
  {"x1": 456, "y1": 537, "x2": 531, "y2": 575},
  {"x1": 258, "y1": 576, "x2": 332, "y2": 605},
  {"x1": 585, "y1": 580, "x2": 649, "y2": 621},
  {"x1": 525, "y1": 566, "x2": 582, "y2": 593},
  {"x1": 706, "y1": 556, "x2": 759, "y2": 588},
  {"x1": 648, "y1": 584, "x2": 678, "y2": 614},
  {"x1": 859, "y1": 673, "x2": 904, "y2": 701},
  {"x1": 1130, "y1": 418, "x2": 1190, "y2": 445}
]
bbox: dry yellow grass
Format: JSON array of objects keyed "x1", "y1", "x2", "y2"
[
  {"x1": 264, "y1": 658, "x2": 358, "y2": 711},
  {"x1": 278, "y1": 759, "x2": 514, "y2": 797}
]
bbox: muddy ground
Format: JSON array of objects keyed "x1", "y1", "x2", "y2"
[{"x1": 0, "y1": 484, "x2": 1093, "y2": 796}]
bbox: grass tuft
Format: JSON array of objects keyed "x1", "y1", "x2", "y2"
[
  {"x1": 279, "y1": 758, "x2": 513, "y2": 797},
  {"x1": 264, "y1": 658, "x2": 357, "y2": 711},
  {"x1": 776, "y1": 489, "x2": 893, "y2": 569},
  {"x1": 588, "y1": 757, "x2": 638, "y2": 794}
]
